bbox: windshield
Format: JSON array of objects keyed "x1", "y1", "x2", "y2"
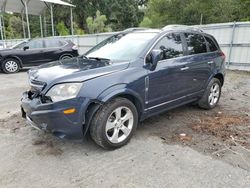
[
  {"x1": 12, "y1": 41, "x2": 27, "y2": 49},
  {"x1": 86, "y1": 32, "x2": 157, "y2": 61}
]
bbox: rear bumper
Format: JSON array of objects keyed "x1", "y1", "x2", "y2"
[{"x1": 21, "y1": 92, "x2": 90, "y2": 139}]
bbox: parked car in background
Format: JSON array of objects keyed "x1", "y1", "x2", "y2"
[
  {"x1": 0, "y1": 38, "x2": 78, "y2": 73},
  {"x1": 21, "y1": 26, "x2": 226, "y2": 149}
]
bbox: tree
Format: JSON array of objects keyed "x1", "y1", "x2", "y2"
[
  {"x1": 73, "y1": 22, "x2": 85, "y2": 35},
  {"x1": 140, "y1": 0, "x2": 249, "y2": 27},
  {"x1": 139, "y1": 16, "x2": 152, "y2": 27},
  {"x1": 86, "y1": 10, "x2": 112, "y2": 34},
  {"x1": 6, "y1": 15, "x2": 24, "y2": 39},
  {"x1": 101, "y1": 0, "x2": 143, "y2": 30},
  {"x1": 56, "y1": 21, "x2": 70, "y2": 36},
  {"x1": 72, "y1": 0, "x2": 143, "y2": 32}
]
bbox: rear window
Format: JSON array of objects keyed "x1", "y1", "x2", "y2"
[
  {"x1": 45, "y1": 39, "x2": 65, "y2": 48},
  {"x1": 184, "y1": 33, "x2": 207, "y2": 55},
  {"x1": 205, "y1": 36, "x2": 218, "y2": 52}
]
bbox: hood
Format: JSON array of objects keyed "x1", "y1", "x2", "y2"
[
  {"x1": 28, "y1": 57, "x2": 129, "y2": 87},
  {"x1": 0, "y1": 48, "x2": 15, "y2": 53}
]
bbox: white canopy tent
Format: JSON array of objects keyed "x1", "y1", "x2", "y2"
[{"x1": 0, "y1": 0, "x2": 75, "y2": 41}]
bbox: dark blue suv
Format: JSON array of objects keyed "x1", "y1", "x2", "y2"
[{"x1": 21, "y1": 26, "x2": 226, "y2": 149}]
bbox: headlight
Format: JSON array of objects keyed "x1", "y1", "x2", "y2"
[{"x1": 46, "y1": 83, "x2": 82, "y2": 102}]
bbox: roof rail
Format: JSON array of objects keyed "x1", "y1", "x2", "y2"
[
  {"x1": 162, "y1": 25, "x2": 203, "y2": 32},
  {"x1": 123, "y1": 27, "x2": 149, "y2": 32}
]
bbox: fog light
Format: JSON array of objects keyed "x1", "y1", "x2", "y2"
[{"x1": 63, "y1": 108, "x2": 76, "y2": 114}]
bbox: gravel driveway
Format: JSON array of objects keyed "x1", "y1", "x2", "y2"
[{"x1": 0, "y1": 70, "x2": 250, "y2": 188}]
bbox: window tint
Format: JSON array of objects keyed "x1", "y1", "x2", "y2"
[
  {"x1": 153, "y1": 33, "x2": 183, "y2": 59},
  {"x1": 185, "y1": 33, "x2": 207, "y2": 55},
  {"x1": 44, "y1": 39, "x2": 64, "y2": 48},
  {"x1": 205, "y1": 36, "x2": 218, "y2": 52},
  {"x1": 27, "y1": 40, "x2": 43, "y2": 49}
]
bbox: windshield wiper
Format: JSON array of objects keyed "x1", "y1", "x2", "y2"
[
  {"x1": 80, "y1": 55, "x2": 112, "y2": 64},
  {"x1": 88, "y1": 57, "x2": 112, "y2": 64},
  {"x1": 88, "y1": 57, "x2": 110, "y2": 61}
]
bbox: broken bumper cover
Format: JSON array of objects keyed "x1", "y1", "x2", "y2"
[{"x1": 21, "y1": 92, "x2": 89, "y2": 139}]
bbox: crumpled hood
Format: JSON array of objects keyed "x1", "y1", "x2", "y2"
[{"x1": 28, "y1": 57, "x2": 129, "y2": 87}]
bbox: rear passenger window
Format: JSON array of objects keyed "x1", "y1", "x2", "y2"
[
  {"x1": 154, "y1": 33, "x2": 183, "y2": 59},
  {"x1": 45, "y1": 39, "x2": 64, "y2": 48},
  {"x1": 205, "y1": 36, "x2": 218, "y2": 52},
  {"x1": 185, "y1": 33, "x2": 207, "y2": 55}
]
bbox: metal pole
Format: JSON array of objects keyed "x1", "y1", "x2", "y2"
[
  {"x1": 0, "y1": 14, "x2": 3, "y2": 41},
  {"x1": 39, "y1": 15, "x2": 43, "y2": 37},
  {"x1": 50, "y1": 4, "x2": 54, "y2": 36},
  {"x1": 44, "y1": 14, "x2": 47, "y2": 37},
  {"x1": 1, "y1": 15, "x2": 6, "y2": 40},
  {"x1": 70, "y1": 7, "x2": 74, "y2": 35},
  {"x1": 21, "y1": 12, "x2": 26, "y2": 38},
  {"x1": 200, "y1": 14, "x2": 203, "y2": 25},
  {"x1": 228, "y1": 21, "x2": 236, "y2": 67},
  {"x1": 24, "y1": 1, "x2": 31, "y2": 38}
]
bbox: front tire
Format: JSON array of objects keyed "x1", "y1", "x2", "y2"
[
  {"x1": 198, "y1": 78, "x2": 222, "y2": 109},
  {"x1": 1, "y1": 58, "x2": 20, "y2": 73},
  {"x1": 90, "y1": 98, "x2": 138, "y2": 149}
]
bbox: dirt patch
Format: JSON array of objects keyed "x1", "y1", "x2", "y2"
[
  {"x1": 32, "y1": 139, "x2": 63, "y2": 156},
  {"x1": 191, "y1": 112, "x2": 250, "y2": 141}
]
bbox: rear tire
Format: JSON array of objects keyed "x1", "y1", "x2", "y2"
[
  {"x1": 60, "y1": 54, "x2": 72, "y2": 60},
  {"x1": 90, "y1": 98, "x2": 138, "y2": 149},
  {"x1": 198, "y1": 78, "x2": 221, "y2": 109},
  {"x1": 1, "y1": 58, "x2": 20, "y2": 74}
]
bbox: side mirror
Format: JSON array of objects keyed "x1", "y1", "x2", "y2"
[
  {"x1": 23, "y1": 46, "x2": 29, "y2": 51},
  {"x1": 145, "y1": 49, "x2": 163, "y2": 71}
]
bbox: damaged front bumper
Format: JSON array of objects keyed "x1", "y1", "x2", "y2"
[{"x1": 21, "y1": 91, "x2": 90, "y2": 139}]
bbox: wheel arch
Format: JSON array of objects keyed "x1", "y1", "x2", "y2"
[
  {"x1": 84, "y1": 88, "x2": 144, "y2": 131},
  {"x1": 100, "y1": 88, "x2": 144, "y2": 119},
  {"x1": 214, "y1": 73, "x2": 224, "y2": 86},
  {"x1": 4, "y1": 56, "x2": 23, "y2": 68}
]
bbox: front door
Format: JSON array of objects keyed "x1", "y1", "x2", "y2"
[
  {"x1": 146, "y1": 32, "x2": 194, "y2": 110},
  {"x1": 21, "y1": 39, "x2": 45, "y2": 66}
]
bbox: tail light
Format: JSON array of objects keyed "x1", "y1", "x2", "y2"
[
  {"x1": 219, "y1": 51, "x2": 225, "y2": 59},
  {"x1": 72, "y1": 45, "x2": 78, "y2": 50}
]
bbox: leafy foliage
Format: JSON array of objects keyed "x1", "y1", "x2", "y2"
[
  {"x1": 56, "y1": 21, "x2": 70, "y2": 36},
  {"x1": 5, "y1": 15, "x2": 24, "y2": 39},
  {"x1": 86, "y1": 10, "x2": 112, "y2": 34},
  {"x1": 140, "y1": 0, "x2": 250, "y2": 27}
]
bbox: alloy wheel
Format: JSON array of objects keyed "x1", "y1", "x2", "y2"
[
  {"x1": 5, "y1": 60, "x2": 18, "y2": 73},
  {"x1": 208, "y1": 83, "x2": 220, "y2": 106},
  {"x1": 105, "y1": 106, "x2": 134, "y2": 144}
]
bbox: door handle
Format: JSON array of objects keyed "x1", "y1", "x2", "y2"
[
  {"x1": 208, "y1": 61, "x2": 214, "y2": 64},
  {"x1": 180, "y1": 66, "x2": 189, "y2": 71}
]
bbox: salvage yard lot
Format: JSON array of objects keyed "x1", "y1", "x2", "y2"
[{"x1": 0, "y1": 70, "x2": 250, "y2": 187}]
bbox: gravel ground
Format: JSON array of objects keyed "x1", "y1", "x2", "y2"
[{"x1": 0, "y1": 70, "x2": 250, "y2": 188}]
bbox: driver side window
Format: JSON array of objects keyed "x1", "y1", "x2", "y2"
[
  {"x1": 26, "y1": 40, "x2": 44, "y2": 49},
  {"x1": 153, "y1": 33, "x2": 183, "y2": 60}
]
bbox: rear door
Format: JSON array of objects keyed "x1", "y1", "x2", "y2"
[
  {"x1": 147, "y1": 32, "x2": 192, "y2": 109},
  {"x1": 43, "y1": 39, "x2": 66, "y2": 62},
  {"x1": 182, "y1": 32, "x2": 212, "y2": 93}
]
